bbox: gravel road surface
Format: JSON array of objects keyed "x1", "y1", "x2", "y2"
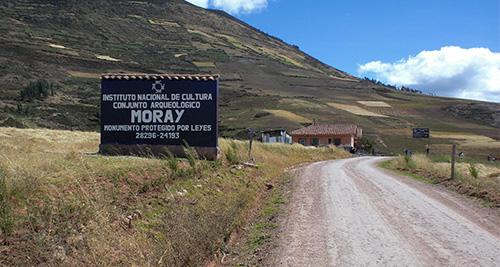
[{"x1": 270, "y1": 157, "x2": 500, "y2": 266}]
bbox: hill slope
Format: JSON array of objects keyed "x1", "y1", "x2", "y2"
[{"x1": 0, "y1": 0, "x2": 498, "y2": 157}]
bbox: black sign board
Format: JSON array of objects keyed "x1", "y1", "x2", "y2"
[
  {"x1": 413, "y1": 128, "x2": 430, "y2": 138},
  {"x1": 100, "y1": 74, "x2": 219, "y2": 158}
]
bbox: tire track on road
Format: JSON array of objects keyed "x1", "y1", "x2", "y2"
[{"x1": 269, "y1": 157, "x2": 500, "y2": 266}]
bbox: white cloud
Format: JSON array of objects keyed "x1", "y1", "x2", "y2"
[
  {"x1": 186, "y1": 0, "x2": 267, "y2": 14},
  {"x1": 358, "y1": 46, "x2": 500, "y2": 103},
  {"x1": 185, "y1": 0, "x2": 209, "y2": 8},
  {"x1": 212, "y1": 0, "x2": 267, "y2": 14}
]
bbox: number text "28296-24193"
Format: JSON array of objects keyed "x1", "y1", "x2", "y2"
[{"x1": 135, "y1": 132, "x2": 180, "y2": 139}]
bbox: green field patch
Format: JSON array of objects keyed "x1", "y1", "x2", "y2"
[
  {"x1": 281, "y1": 72, "x2": 308, "y2": 78},
  {"x1": 67, "y1": 71, "x2": 101, "y2": 79},
  {"x1": 278, "y1": 98, "x2": 325, "y2": 110},
  {"x1": 187, "y1": 29, "x2": 212, "y2": 39},
  {"x1": 196, "y1": 50, "x2": 229, "y2": 62},
  {"x1": 109, "y1": 44, "x2": 142, "y2": 50},
  {"x1": 20, "y1": 44, "x2": 59, "y2": 53},
  {"x1": 278, "y1": 54, "x2": 305, "y2": 68},
  {"x1": 128, "y1": 14, "x2": 143, "y2": 18},
  {"x1": 193, "y1": 62, "x2": 216, "y2": 67},
  {"x1": 215, "y1": 34, "x2": 245, "y2": 49},
  {"x1": 148, "y1": 19, "x2": 180, "y2": 27}
]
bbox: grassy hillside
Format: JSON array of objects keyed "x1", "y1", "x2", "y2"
[
  {"x1": 0, "y1": 0, "x2": 498, "y2": 158},
  {"x1": 0, "y1": 127, "x2": 349, "y2": 265}
]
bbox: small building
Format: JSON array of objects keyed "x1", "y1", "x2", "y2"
[
  {"x1": 261, "y1": 130, "x2": 292, "y2": 144},
  {"x1": 290, "y1": 124, "x2": 362, "y2": 148}
]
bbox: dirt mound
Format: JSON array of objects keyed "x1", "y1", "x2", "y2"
[{"x1": 441, "y1": 180, "x2": 500, "y2": 207}]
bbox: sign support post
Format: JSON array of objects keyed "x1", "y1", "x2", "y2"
[
  {"x1": 247, "y1": 129, "x2": 258, "y2": 160},
  {"x1": 451, "y1": 144, "x2": 457, "y2": 179}
]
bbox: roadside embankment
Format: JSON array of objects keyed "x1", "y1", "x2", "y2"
[{"x1": 384, "y1": 154, "x2": 500, "y2": 207}]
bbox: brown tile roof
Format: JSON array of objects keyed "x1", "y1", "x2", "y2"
[
  {"x1": 101, "y1": 74, "x2": 220, "y2": 81},
  {"x1": 290, "y1": 124, "x2": 359, "y2": 136}
]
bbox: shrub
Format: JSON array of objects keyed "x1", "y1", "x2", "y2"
[
  {"x1": 0, "y1": 173, "x2": 13, "y2": 236},
  {"x1": 358, "y1": 136, "x2": 377, "y2": 152},
  {"x1": 163, "y1": 148, "x2": 179, "y2": 173},
  {"x1": 183, "y1": 140, "x2": 198, "y2": 169},
  {"x1": 226, "y1": 147, "x2": 239, "y2": 165},
  {"x1": 20, "y1": 80, "x2": 53, "y2": 101},
  {"x1": 468, "y1": 163, "x2": 479, "y2": 185}
]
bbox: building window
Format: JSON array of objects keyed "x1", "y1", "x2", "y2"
[
  {"x1": 299, "y1": 138, "x2": 306, "y2": 145},
  {"x1": 328, "y1": 138, "x2": 332, "y2": 144},
  {"x1": 311, "y1": 138, "x2": 319, "y2": 146},
  {"x1": 334, "y1": 138, "x2": 341, "y2": 146}
]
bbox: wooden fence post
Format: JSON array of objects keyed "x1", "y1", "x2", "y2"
[{"x1": 451, "y1": 144, "x2": 457, "y2": 179}]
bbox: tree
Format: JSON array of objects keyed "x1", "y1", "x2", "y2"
[
  {"x1": 20, "y1": 80, "x2": 53, "y2": 101},
  {"x1": 358, "y1": 137, "x2": 377, "y2": 154}
]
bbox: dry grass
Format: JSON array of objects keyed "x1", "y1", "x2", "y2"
[
  {"x1": 67, "y1": 71, "x2": 101, "y2": 78},
  {"x1": 277, "y1": 54, "x2": 305, "y2": 68},
  {"x1": 193, "y1": 61, "x2": 216, "y2": 67},
  {"x1": 187, "y1": 29, "x2": 212, "y2": 39},
  {"x1": 48, "y1": 43, "x2": 66, "y2": 49},
  {"x1": 263, "y1": 109, "x2": 312, "y2": 123},
  {"x1": 0, "y1": 127, "x2": 350, "y2": 266},
  {"x1": 95, "y1": 55, "x2": 120, "y2": 62},
  {"x1": 389, "y1": 154, "x2": 500, "y2": 195},
  {"x1": 327, "y1": 103, "x2": 387, "y2": 117},
  {"x1": 432, "y1": 132, "x2": 500, "y2": 148},
  {"x1": 357, "y1": 101, "x2": 391, "y2": 107},
  {"x1": 148, "y1": 19, "x2": 180, "y2": 27},
  {"x1": 215, "y1": 34, "x2": 245, "y2": 49}
]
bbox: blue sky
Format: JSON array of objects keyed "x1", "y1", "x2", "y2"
[{"x1": 186, "y1": 0, "x2": 500, "y2": 103}]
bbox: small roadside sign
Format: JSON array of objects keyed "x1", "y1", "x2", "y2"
[
  {"x1": 413, "y1": 128, "x2": 430, "y2": 138},
  {"x1": 247, "y1": 129, "x2": 259, "y2": 135}
]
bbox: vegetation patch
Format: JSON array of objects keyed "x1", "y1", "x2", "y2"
[
  {"x1": 431, "y1": 132, "x2": 500, "y2": 148},
  {"x1": 66, "y1": 71, "x2": 101, "y2": 79},
  {"x1": 281, "y1": 72, "x2": 308, "y2": 78},
  {"x1": 95, "y1": 55, "x2": 120, "y2": 62},
  {"x1": 279, "y1": 98, "x2": 325, "y2": 110},
  {"x1": 277, "y1": 54, "x2": 305, "y2": 68},
  {"x1": 215, "y1": 34, "x2": 245, "y2": 50},
  {"x1": 148, "y1": 19, "x2": 180, "y2": 27},
  {"x1": 328, "y1": 103, "x2": 387, "y2": 117},
  {"x1": 222, "y1": 172, "x2": 293, "y2": 266},
  {"x1": 383, "y1": 154, "x2": 500, "y2": 207},
  {"x1": 187, "y1": 29, "x2": 212, "y2": 39},
  {"x1": 263, "y1": 109, "x2": 312, "y2": 124},
  {"x1": 0, "y1": 127, "x2": 349, "y2": 266},
  {"x1": 357, "y1": 101, "x2": 391, "y2": 107},
  {"x1": 193, "y1": 61, "x2": 216, "y2": 67}
]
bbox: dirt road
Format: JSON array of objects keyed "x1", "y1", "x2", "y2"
[{"x1": 269, "y1": 157, "x2": 500, "y2": 266}]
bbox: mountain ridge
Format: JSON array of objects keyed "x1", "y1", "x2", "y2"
[{"x1": 0, "y1": 0, "x2": 498, "y2": 157}]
